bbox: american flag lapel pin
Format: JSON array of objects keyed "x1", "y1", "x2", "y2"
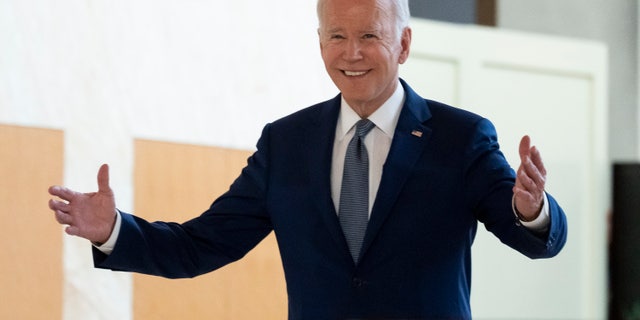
[{"x1": 411, "y1": 130, "x2": 423, "y2": 138}]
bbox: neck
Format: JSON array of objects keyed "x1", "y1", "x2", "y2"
[{"x1": 348, "y1": 103, "x2": 380, "y2": 119}]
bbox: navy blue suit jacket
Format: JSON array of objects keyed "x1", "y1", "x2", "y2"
[{"x1": 94, "y1": 80, "x2": 567, "y2": 319}]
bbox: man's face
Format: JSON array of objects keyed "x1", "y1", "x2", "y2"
[{"x1": 318, "y1": 0, "x2": 411, "y2": 114}]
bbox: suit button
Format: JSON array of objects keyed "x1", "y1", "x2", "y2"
[{"x1": 352, "y1": 278, "x2": 365, "y2": 288}]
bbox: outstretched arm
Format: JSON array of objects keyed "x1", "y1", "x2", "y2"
[
  {"x1": 513, "y1": 135, "x2": 547, "y2": 221},
  {"x1": 48, "y1": 164, "x2": 117, "y2": 244}
]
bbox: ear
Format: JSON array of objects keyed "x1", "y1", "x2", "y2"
[{"x1": 398, "y1": 27, "x2": 412, "y2": 64}]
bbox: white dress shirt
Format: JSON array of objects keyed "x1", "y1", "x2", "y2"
[{"x1": 330, "y1": 82, "x2": 405, "y2": 216}]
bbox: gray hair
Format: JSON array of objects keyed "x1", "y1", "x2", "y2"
[{"x1": 317, "y1": 0, "x2": 410, "y2": 40}]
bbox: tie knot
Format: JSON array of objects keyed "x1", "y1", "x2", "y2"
[{"x1": 355, "y1": 119, "x2": 375, "y2": 138}]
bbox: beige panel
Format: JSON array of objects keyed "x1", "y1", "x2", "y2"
[
  {"x1": 133, "y1": 139, "x2": 286, "y2": 319},
  {"x1": 0, "y1": 125, "x2": 64, "y2": 319},
  {"x1": 401, "y1": 55, "x2": 460, "y2": 105}
]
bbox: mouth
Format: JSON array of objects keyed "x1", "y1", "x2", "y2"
[{"x1": 342, "y1": 70, "x2": 368, "y2": 77}]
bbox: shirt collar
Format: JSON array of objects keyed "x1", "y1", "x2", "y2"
[{"x1": 337, "y1": 81, "x2": 405, "y2": 140}]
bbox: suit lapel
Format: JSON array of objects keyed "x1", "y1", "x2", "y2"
[
  {"x1": 307, "y1": 96, "x2": 356, "y2": 265},
  {"x1": 307, "y1": 82, "x2": 434, "y2": 265},
  {"x1": 360, "y1": 80, "x2": 432, "y2": 261}
]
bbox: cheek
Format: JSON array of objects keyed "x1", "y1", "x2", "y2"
[
  {"x1": 320, "y1": 47, "x2": 332, "y2": 64},
  {"x1": 380, "y1": 42, "x2": 403, "y2": 61},
  {"x1": 321, "y1": 45, "x2": 340, "y2": 62}
]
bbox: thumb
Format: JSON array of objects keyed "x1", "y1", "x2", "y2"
[
  {"x1": 519, "y1": 135, "x2": 531, "y2": 160},
  {"x1": 97, "y1": 164, "x2": 111, "y2": 193}
]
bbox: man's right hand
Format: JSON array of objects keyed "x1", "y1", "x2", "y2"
[{"x1": 48, "y1": 164, "x2": 117, "y2": 244}]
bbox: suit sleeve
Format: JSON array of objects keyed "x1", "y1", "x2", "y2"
[
  {"x1": 465, "y1": 118, "x2": 567, "y2": 259},
  {"x1": 93, "y1": 124, "x2": 275, "y2": 278}
]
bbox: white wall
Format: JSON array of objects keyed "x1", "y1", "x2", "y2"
[
  {"x1": 0, "y1": 1, "x2": 609, "y2": 319},
  {"x1": 498, "y1": 0, "x2": 638, "y2": 162}
]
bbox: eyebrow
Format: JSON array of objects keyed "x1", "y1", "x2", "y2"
[{"x1": 324, "y1": 27, "x2": 380, "y2": 34}]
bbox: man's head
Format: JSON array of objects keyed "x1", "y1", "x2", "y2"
[{"x1": 317, "y1": 0, "x2": 412, "y2": 117}]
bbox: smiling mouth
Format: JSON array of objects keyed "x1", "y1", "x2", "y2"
[{"x1": 343, "y1": 70, "x2": 368, "y2": 77}]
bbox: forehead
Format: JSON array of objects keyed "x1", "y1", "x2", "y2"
[{"x1": 320, "y1": 0, "x2": 394, "y2": 29}]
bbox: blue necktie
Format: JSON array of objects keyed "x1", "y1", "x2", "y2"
[{"x1": 339, "y1": 119, "x2": 375, "y2": 263}]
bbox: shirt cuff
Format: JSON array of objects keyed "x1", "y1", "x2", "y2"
[
  {"x1": 93, "y1": 210, "x2": 122, "y2": 255},
  {"x1": 513, "y1": 193, "x2": 550, "y2": 232}
]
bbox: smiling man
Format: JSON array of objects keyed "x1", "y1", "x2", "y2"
[
  {"x1": 318, "y1": 0, "x2": 411, "y2": 118},
  {"x1": 48, "y1": 0, "x2": 568, "y2": 319}
]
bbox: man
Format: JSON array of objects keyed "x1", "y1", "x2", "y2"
[{"x1": 48, "y1": 0, "x2": 567, "y2": 318}]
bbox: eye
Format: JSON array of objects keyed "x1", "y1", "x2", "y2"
[
  {"x1": 363, "y1": 34, "x2": 378, "y2": 39},
  {"x1": 330, "y1": 34, "x2": 345, "y2": 40}
]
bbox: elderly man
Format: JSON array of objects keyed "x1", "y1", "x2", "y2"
[{"x1": 49, "y1": 0, "x2": 567, "y2": 318}]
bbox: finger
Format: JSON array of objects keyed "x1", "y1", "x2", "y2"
[
  {"x1": 516, "y1": 166, "x2": 539, "y2": 193},
  {"x1": 48, "y1": 198, "x2": 58, "y2": 210},
  {"x1": 65, "y1": 225, "x2": 80, "y2": 237},
  {"x1": 521, "y1": 156, "x2": 546, "y2": 191},
  {"x1": 517, "y1": 136, "x2": 545, "y2": 189},
  {"x1": 519, "y1": 135, "x2": 531, "y2": 161},
  {"x1": 523, "y1": 151, "x2": 547, "y2": 193},
  {"x1": 513, "y1": 186, "x2": 535, "y2": 204},
  {"x1": 48, "y1": 185, "x2": 79, "y2": 202},
  {"x1": 513, "y1": 162, "x2": 526, "y2": 187},
  {"x1": 530, "y1": 146, "x2": 547, "y2": 177},
  {"x1": 54, "y1": 210, "x2": 72, "y2": 225},
  {"x1": 518, "y1": 168, "x2": 545, "y2": 201},
  {"x1": 97, "y1": 164, "x2": 111, "y2": 193},
  {"x1": 48, "y1": 199, "x2": 71, "y2": 212},
  {"x1": 48, "y1": 185, "x2": 59, "y2": 197}
]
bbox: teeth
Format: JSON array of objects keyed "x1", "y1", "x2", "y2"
[{"x1": 344, "y1": 70, "x2": 366, "y2": 76}]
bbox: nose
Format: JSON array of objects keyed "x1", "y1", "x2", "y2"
[{"x1": 343, "y1": 39, "x2": 363, "y2": 61}]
